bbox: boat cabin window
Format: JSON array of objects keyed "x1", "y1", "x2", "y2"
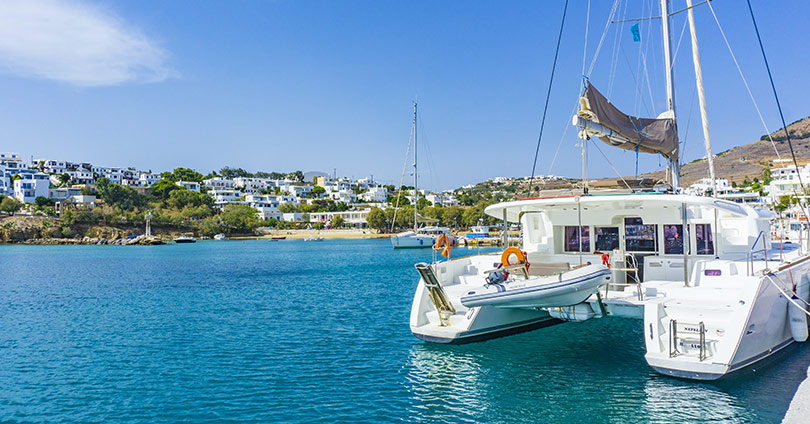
[
  {"x1": 624, "y1": 217, "x2": 657, "y2": 252},
  {"x1": 564, "y1": 226, "x2": 590, "y2": 252},
  {"x1": 663, "y1": 224, "x2": 686, "y2": 255},
  {"x1": 595, "y1": 227, "x2": 619, "y2": 251},
  {"x1": 695, "y1": 224, "x2": 714, "y2": 255}
]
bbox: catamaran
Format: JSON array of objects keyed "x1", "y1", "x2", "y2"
[{"x1": 407, "y1": 0, "x2": 810, "y2": 380}]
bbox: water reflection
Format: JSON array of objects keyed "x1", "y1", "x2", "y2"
[{"x1": 402, "y1": 318, "x2": 809, "y2": 423}]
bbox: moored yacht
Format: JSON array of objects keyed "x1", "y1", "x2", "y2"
[
  {"x1": 391, "y1": 226, "x2": 451, "y2": 249},
  {"x1": 407, "y1": 0, "x2": 810, "y2": 380}
]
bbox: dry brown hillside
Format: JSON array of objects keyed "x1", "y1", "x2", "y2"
[{"x1": 639, "y1": 116, "x2": 810, "y2": 186}]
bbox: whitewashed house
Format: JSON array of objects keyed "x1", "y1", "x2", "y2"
[
  {"x1": 175, "y1": 181, "x2": 201, "y2": 192},
  {"x1": 309, "y1": 210, "x2": 370, "y2": 228},
  {"x1": 13, "y1": 172, "x2": 50, "y2": 203},
  {"x1": 360, "y1": 187, "x2": 388, "y2": 203}
]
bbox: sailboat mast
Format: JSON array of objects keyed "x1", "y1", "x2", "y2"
[
  {"x1": 660, "y1": 0, "x2": 680, "y2": 189},
  {"x1": 413, "y1": 101, "x2": 418, "y2": 232},
  {"x1": 686, "y1": 0, "x2": 717, "y2": 197}
]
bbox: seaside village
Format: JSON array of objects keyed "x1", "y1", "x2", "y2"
[
  {"x1": 3, "y1": 151, "x2": 810, "y2": 231},
  {"x1": 0, "y1": 152, "x2": 463, "y2": 229}
]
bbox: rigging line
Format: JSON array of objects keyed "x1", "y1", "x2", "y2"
[
  {"x1": 527, "y1": 0, "x2": 569, "y2": 197},
  {"x1": 746, "y1": 0, "x2": 810, "y2": 221},
  {"x1": 417, "y1": 113, "x2": 439, "y2": 196},
  {"x1": 542, "y1": 99, "x2": 580, "y2": 191},
  {"x1": 619, "y1": 43, "x2": 654, "y2": 117},
  {"x1": 390, "y1": 119, "x2": 415, "y2": 232},
  {"x1": 607, "y1": 0, "x2": 630, "y2": 97},
  {"x1": 707, "y1": 1, "x2": 779, "y2": 160},
  {"x1": 671, "y1": 13, "x2": 689, "y2": 67},
  {"x1": 580, "y1": 0, "x2": 590, "y2": 79},
  {"x1": 586, "y1": 0, "x2": 621, "y2": 76},
  {"x1": 590, "y1": 139, "x2": 634, "y2": 192}
]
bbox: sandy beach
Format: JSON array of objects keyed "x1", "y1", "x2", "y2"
[{"x1": 241, "y1": 229, "x2": 390, "y2": 240}]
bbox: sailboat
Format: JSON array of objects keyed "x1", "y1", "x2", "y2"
[
  {"x1": 407, "y1": 0, "x2": 810, "y2": 380},
  {"x1": 391, "y1": 102, "x2": 451, "y2": 249}
]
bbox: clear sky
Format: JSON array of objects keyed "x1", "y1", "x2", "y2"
[{"x1": 1, "y1": 0, "x2": 808, "y2": 191}]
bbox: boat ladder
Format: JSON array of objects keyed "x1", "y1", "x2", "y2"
[
  {"x1": 415, "y1": 263, "x2": 456, "y2": 326},
  {"x1": 669, "y1": 319, "x2": 708, "y2": 361}
]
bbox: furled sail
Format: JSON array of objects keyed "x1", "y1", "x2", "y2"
[{"x1": 576, "y1": 82, "x2": 679, "y2": 160}]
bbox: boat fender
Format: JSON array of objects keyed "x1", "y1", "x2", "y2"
[{"x1": 593, "y1": 251, "x2": 611, "y2": 268}]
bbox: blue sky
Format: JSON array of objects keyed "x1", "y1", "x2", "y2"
[{"x1": 1, "y1": 0, "x2": 808, "y2": 190}]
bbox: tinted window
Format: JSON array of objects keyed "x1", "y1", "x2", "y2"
[
  {"x1": 595, "y1": 227, "x2": 619, "y2": 251},
  {"x1": 695, "y1": 224, "x2": 714, "y2": 255},
  {"x1": 564, "y1": 226, "x2": 590, "y2": 252},
  {"x1": 664, "y1": 225, "x2": 685, "y2": 255},
  {"x1": 625, "y1": 217, "x2": 657, "y2": 252}
]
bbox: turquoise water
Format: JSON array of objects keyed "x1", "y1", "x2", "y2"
[{"x1": 0, "y1": 239, "x2": 808, "y2": 423}]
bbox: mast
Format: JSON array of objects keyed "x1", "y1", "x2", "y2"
[
  {"x1": 413, "y1": 101, "x2": 418, "y2": 232},
  {"x1": 660, "y1": 0, "x2": 680, "y2": 189},
  {"x1": 686, "y1": 0, "x2": 717, "y2": 197}
]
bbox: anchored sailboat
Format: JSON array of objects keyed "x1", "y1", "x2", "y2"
[
  {"x1": 391, "y1": 102, "x2": 450, "y2": 248},
  {"x1": 407, "y1": 0, "x2": 810, "y2": 380}
]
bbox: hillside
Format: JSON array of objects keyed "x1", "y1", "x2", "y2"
[{"x1": 639, "y1": 116, "x2": 810, "y2": 186}]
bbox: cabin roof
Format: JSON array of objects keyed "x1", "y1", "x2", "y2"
[{"x1": 484, "y1": 193, "x2": 771, "y2": 222}]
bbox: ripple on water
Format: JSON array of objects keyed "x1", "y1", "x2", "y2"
[{"x1": 0, "y1": 241, "x2": 807, "y2": 423}]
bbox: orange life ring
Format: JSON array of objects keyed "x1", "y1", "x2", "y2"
[
  {"x1": 501, "y1": 247, "x2": 526, "y2": 267},
  {"x1": 434, "y1": 234, "x2": 453, "y2": 258}
]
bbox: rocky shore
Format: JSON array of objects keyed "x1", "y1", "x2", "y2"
[
  {"x1": 21, "y1": 234, "x2": 165, "y2": 245},
  {"x1": 1, "y1": 215, "x2": 171, "y2": 245}
]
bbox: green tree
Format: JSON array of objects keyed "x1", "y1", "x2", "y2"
[
  {"x1": 220, "y1": 204, "x2": 260, "y2": 233},
  {"x1": 366, "y1": 207, "x2": 387, "y2": 232},
  {"x1": 332, "y1": 215, "x2": 345, "y2": 228},
  {"x1": 389, "y1": 193, "x2": 410, "y2": 206},
  {"x1": 311, "y1": 186, "x2": 326, "y2": 197},
  {"x1": 0, "y1": 197, "x2": 23, "y2": 214},
  {"x1": 441, "y1": 206, "x2": 463, "y2": 227},
  {"x1": 96, "y1": 178, "x2": 147, "y2": 210},
  {"x1": 278, "y1": 202, "x2": 297, "y2": 213},
  {"x1": 150, "y1": 178, "x2": 180, "y2": 201},
  {"x1": 162, "y1": 167, "x2": 204, "y2": 182},
  {"x1": 417, "y1": 197, "x2": 431, "y2": 209},
  {"x1": 167, "y1": 189, "x2": 214, "y2": 209},
  {"x1": 763, "y1": 167, "x2": 773, "y2": 185},
  {"x1": 35, "y1": 196, "x2": 55, "y2": 209},
  {"x1": 287, "y1": 171, "x2": 304, "y2": 182},
  {"x1": 58, "y1": 173, "x2": 71, "y2": 186}
]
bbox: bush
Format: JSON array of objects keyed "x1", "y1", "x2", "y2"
[{"x1": 0, "y1": 197, "x2": 23, "y2": 214}]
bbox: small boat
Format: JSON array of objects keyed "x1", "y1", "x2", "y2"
[
  {"x1": 174, "y1": 235, "x2": 196, "y2": 244},
  {"x1": 304, "y1": 236, "x2": 324, "y2": 242},
  {"x1": 391, "y1": 226, "x2": 451, "y2": 248},
  {"x1": 460, "y1": 263, "x2": 610, "y2": 309},
  {"x1": 214, "y1": 234, "x2": 227, "y2": 240},
  {"x1": 270, "y1": 236, "x2": 286, "y2": 241}
]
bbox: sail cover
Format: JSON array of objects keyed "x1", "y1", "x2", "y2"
[{"x1": 578, "y1": 82, "x2": 679, "y2": 160}]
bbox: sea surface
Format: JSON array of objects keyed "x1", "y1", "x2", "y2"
[{"x1": 0, "y1": 239, "x2": 808, "y2": 423}]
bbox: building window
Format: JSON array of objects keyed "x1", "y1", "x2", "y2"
[
  {"x1": 625, "y1": 217, "x2": 657, "y2": 252},
  {"x1": 695, "y1": 224, "x2": 714, "y2": 255},
  {"x1": 564, "y1": 226, "x2": 590, "y2": 252},
  {"x1": 664, "y1": 225, "x2": 685, "y2": 255},
  {"x1": 595, "y1": 227, "x2": 620, "y2": 251}
]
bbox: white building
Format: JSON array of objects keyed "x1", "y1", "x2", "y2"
[
  {"x1": 686, "y1": 178, "x2": 732, "y2": 196},
  {"x1": 209, "y1": 189, "x2": 242, "y2": 207},
  {"x1": 309, "y1": 209, "x2": 370, "y2": 228},
  {"x1": 245, "y1": 194, "x2": 281, "y2": 219},
  {"x1": 175, "y1": 181, "x2": 201, "y2": 192},
  {"x1": 203, "y1": 177, "x2": 236, "y2": 190},
  {"x1": 138, "y1": 172, "x2": 160, "y2": 187},
  {"x1": 13, "y1": 172, "x2": 50, "y2": 203},
  {"x1": 284, "y1": 185, "x2": 313, "y2": 198},
  {"x1": 765, "y1": 163, "x2": 810, "y2": 202},
  {"x1": 360, "y1": 186, "x2": 388, "y2": 203},
  {"x1": 50, "y1": 187, "x2": 82, "y2": 201}
]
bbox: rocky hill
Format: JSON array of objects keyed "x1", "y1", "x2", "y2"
[{"x1": 639, "y1": 116, "x2": 810, "y2": 186}]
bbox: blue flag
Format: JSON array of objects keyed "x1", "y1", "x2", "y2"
[{"x1": 630, "y1": 23, "x2": 640, "y2": 42}]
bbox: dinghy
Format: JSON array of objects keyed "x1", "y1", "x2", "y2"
[{"x1": 460, "y1": 263, "x2": 610, "y2": 309}]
